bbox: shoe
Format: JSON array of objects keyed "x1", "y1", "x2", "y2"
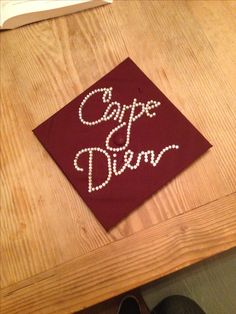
[
  {"x1": 151, "y1": 295, "x2": 206, "y2": 314},
  {"x1": 117, "y1": 295, "x2": 141, "y2": 314}
]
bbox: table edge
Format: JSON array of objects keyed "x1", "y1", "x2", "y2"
[{"x1": 1, "y1": 192, "x2": 236, "y2": 313}]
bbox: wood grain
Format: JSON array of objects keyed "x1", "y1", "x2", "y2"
[
  {"x1": 142, "y1": 248, "x2": 236, "y2": 314},
  {"x1": 1, "y1": 193, "x2": 236, "y2": 314},
  {"x1": 1, "y1": 0, "x2": 236, "y2": 312},
  {"x1": 186, "y1": 0, "x2": 236, "y2": 92}
]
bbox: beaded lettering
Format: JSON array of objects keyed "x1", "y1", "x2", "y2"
[{"x1": 74, "y1": 87, "x2": 180, "y2": 192}]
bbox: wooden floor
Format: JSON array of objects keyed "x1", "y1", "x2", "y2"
[{"x1": 1, "y1": 1, "x2": 236, "y2": 313}]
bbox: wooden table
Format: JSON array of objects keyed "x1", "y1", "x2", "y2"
[{"x1": 1, "y1": 1, "x2": 236, "y2": 313}]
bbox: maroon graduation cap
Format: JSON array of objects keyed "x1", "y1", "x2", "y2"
[{"x1": 33, "y1": 58, "x2": 211, "y2": 230}]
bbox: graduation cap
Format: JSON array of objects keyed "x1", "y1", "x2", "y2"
[{"x1": 33, "y1": 58, "x2": 212, "y2": 230}]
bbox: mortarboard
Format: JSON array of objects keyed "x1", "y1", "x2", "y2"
[{"x1": 33, "y1": 58, "x2": 212, "y2": 230}]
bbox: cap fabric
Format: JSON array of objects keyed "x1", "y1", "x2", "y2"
[{"x1": 33, "y1": 58, "x2": 212, "y2": 230}]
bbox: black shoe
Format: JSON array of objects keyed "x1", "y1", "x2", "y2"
[
  {"x1": 151, "y1": 295, "x2": 206, "y2": 314},
  {"x1": 117, "y1": 295, "x2": 141, "y2": 314}
]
